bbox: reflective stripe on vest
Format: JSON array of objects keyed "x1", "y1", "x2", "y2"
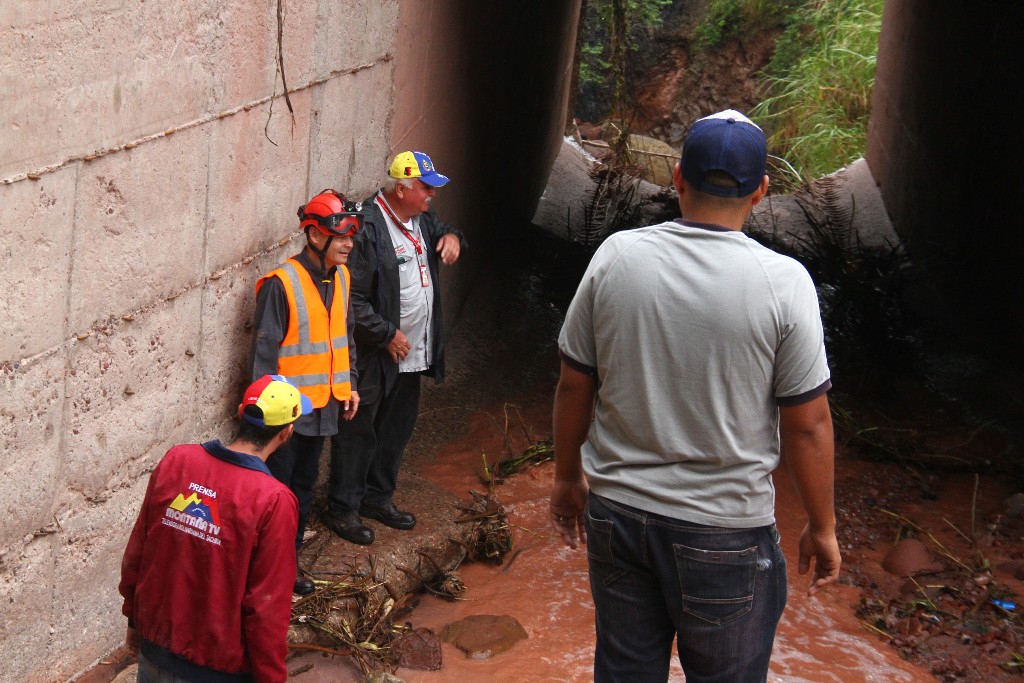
[{"x1": 255, "y1": 259, "x2": 352, "y2": 407}]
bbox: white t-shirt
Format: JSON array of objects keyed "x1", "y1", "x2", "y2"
[
  {"x1": 558, "y1": 219, "x2": 831, "y2": 527},
  {"x1": 376, "y1": 193, "x2": 433, "y2": 373}
]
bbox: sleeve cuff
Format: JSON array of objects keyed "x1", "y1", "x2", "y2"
[
  {"x1": 776, "y1": 379, "x2": 832, "y2": 407},
  {"x1": 559, "y1": 350, "x2": 597, "y2": 378}
]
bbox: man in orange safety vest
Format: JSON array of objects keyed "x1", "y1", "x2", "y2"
[{"x1": 249, "y1": 189, "x2": 362, "y2": 595}]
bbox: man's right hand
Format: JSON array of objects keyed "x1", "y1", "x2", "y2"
[
  {"x1": 387, "y1": 330, "x2": 411, "y2": 363},
  {"x1": 342, "y1": 390, "x2": 360, "y2": 421},
  {"x1": 549, "y1": 478, "x2": 589, "y2": 549}
]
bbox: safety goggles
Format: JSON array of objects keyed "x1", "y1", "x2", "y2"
[{"x1": 308, "y1": 211, "x2": 363, "y2": 237}]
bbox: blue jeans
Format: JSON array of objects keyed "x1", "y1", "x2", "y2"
[{"x1": 585, "y1": 494, "x2": 787, "y2": 683}]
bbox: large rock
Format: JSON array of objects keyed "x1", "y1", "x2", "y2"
[
  {"x1": 623, "y1": 133, "x2": 678, "y2": 187},
  {"x1": 440, "y1": 614, "x2": 528, "y2": 660}
]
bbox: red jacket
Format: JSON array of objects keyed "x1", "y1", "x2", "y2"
[{"x1": 120, "y1": 441, "x2": 297, "y2": 683}]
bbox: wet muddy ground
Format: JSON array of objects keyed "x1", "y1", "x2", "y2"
[
  {"x1": 285, "y1": 226, "x2": 1023, "y2": 682},
  {"x1": 83, "y1": 226, "x2": 1023, "y2": 682}
]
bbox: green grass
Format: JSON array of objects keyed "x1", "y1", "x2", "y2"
[
  {"x1": 751, "y1": 0, "x2": 884, "y2": 178},
  {"x1": 695, "y1": 0, "x2": 800, "y2": 51}
]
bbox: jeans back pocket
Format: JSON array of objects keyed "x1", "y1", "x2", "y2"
[{"x1": 674, "y1": 543, "x2": 757, "y2": 625}]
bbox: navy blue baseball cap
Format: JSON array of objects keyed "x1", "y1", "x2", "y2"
[{"x1": 680, "y1": 110, "x2": 767, "y2": 198}]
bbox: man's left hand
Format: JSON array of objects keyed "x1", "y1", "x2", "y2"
[
  {"x1": 343, "y1": 391, "x2": 360, "y2": 421},
  {"x1": 436, "y1": 234, "x2": 461, "y2": 265}
]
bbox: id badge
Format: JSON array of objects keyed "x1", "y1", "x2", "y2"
[{"x1": 419, "y1": 263, "x2": 430, "y2": 287}]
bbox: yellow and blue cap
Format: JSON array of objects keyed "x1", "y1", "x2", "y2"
[
  {"x1": 239, "y1": 375, "x2": 313, "y2": 427},
  {"x1": 388, "y1": 150, "x2": 450, "y2": 187}
]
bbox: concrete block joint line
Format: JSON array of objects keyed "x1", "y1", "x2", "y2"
[
  {"x1": 0, "y1": 234, "x2": 301, "y2": 375},
  {"x1": 0, "y1": 55, "x2": 394, "y2": 187}
]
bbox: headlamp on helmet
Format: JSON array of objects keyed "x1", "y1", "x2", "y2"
[{"x1": 298, "y1": 189, "x2": 363, "y2": 237}]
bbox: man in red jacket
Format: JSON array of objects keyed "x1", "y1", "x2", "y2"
[{"x1": 119, "y1": 375, "x2": 311, "y2": 683}]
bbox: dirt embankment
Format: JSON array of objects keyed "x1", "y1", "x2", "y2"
[{"x1": 578, "y1": 2, "x2": 781, "y2": 148}]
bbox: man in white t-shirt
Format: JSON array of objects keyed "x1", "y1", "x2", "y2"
[
  {"x1": 325, "y1": 151, "x2": 466, "y2": 545},
  {"x1": 550, "y1": 110, "x2": 841, "y2": 683}
]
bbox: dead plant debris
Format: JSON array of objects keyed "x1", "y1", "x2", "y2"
[
  {"x1": 396, "y1": 550, "x2": 467, "y2": 601},
  {"x1": 483, "y1": 403, "x2": 556, "y2": 482},
  {"x1": 287, "y1": 560, "x2": 419, "y2": 675},
  {"x1": 453, "y1": 489, "x2": 514, "y2": 565}
]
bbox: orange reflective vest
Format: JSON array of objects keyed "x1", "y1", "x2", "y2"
[{"x1": 255, "y1": 258, "x2": 352, "y2": 407}]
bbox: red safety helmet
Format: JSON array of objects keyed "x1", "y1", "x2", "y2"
[{"x1": 297, "y1": 189, "x2": 363, "y2": 237}]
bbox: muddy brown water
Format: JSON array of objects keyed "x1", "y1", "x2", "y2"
[
  {"x1": 280, "y1": 220, "x2": 966, "y2": 681},
  {"x1": 277, "y1": 382, "x2": 936, "y2": 683}
]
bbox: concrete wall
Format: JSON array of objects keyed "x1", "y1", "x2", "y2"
[
  {"x1": 867, "y1": 2, "x2": 1024, "y2": 374},
  {"x1": 0, "y1": 1, "x2": 580, "y2": 680},
  {"x1": 0, "y1": 1, "x2": 397, "y2": 680},
  {"x1": 388, "y1": 0, "x2": 583, "y2": 312}
]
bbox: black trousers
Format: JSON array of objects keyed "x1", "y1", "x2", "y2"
[
  {"x1": 329, "y1": 373, "x2": 421, "y2": 516},
  {"x1": 266, "y1": 432, "x2": 325, "y2": 561}
]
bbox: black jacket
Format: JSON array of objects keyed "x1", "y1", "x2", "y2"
[{"x1": 348, "y1": 195, "x2": 467, "y2": 403}]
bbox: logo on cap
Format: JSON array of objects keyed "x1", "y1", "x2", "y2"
[{"x1": 388, "y1": 151, "x2": 450, "y2": 187}]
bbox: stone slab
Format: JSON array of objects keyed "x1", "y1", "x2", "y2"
[
  {"x1": 49, "y1": 481, "x2": 147, "y2": 682},
  {"x1": 196, "y1": 247, "x2": 297, "y2": 421},
  {"x1": 0, "y1": 535, "x2": 56, "y2": 683},
  {"x1": 61, "y1": 291, "x2": 202, "y2": 504},
  {"x1": 0, "y1": 166, "x2": 76, "y2": 361},
  {"x1": 309, "y1": 64, "x2": 394, "y2": 199},
  {"x1": 0, "y1": 3, "x2": 213, "y2": 179},
  {"x1": 204, "y1": 0, "x2": 279, "y2": 111},
  {"x1": 204, "y1": 90, "x2": 312, "y2": 274},
  {"x1": 68, "y1": 126, "x2": 209, "y2": 333},
  {"x1": 316, "y1": 0, "x2": 399, "y2": 74},
  {"x1": 0, "y1": 351, "x2": 67, "y2": 548}
]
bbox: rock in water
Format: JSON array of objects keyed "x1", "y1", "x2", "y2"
[
  {"x1": 440, "y1": 614, "x2": 528, "y2": 659},
  {"x1": 882, "y1": 538, "x2": 944, "y2": 576}
]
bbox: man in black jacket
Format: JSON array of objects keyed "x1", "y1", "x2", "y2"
[{"x1": 325, "y1": 151, "x2": 466, "y2": 545}]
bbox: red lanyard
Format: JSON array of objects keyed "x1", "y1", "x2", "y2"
[
  {"x1": 377, "y1": 196, "x2": 423, "y2": 255},
  {"x1": 378, "y1": 195, "x2": 431, "y2": 288}
]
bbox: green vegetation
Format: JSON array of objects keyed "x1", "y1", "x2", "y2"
[
  {"x1": 575, "y1": 0, "x2": 673, "y2": 123},
  {"x1": 577, "y1": 0, "x2": 673, "y2": 87},
  {"x1": 751, "y1": 0, "x2": 884, "y2": 178},
  {"x1": 694, "y1": 0, "x2": 800, "y2": 51},
  {"x1": 575, "y1": 0, "x2": 882, "y2": 180}
]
